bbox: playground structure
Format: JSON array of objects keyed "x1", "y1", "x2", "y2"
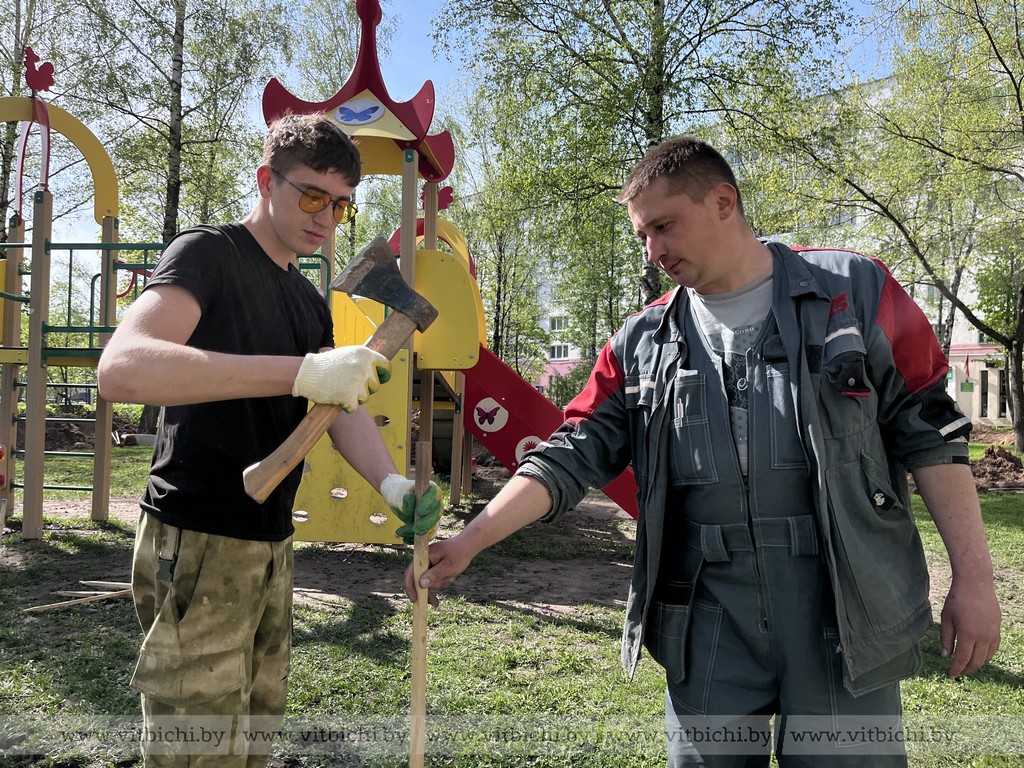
[
  {"x1": 262, "y1": 0, "x2": 637, "y2": 542},
  {"x1": 2, "y1": 0, "x2": 638, "y2": 543},
  {"x1": 0, "y1": 92, "x2": 121, "y2": 540}
]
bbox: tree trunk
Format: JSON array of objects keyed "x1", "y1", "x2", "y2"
[
  {"x1": 137, "y1": 0, "x2": 187, "y2": 437},
  {"x1": 1, "y1": 22, "x2": 27, "y2": 237},
  {"x1": 161, "y1": 0, "x2": 185, "y2": 245},
  {"x1": 138, "y1": 405, "x2": 159, "y2": 434},
  {"x1": 639, "y1": 0, "x2": 667, "y2": 307},
  {"x1": 491, "y1": 233, "x2": 505, "y2": 356},
  {"x1": 1010, "y1": 339, "x2": 1024, "y2": 452},
  {"x1": 0, "y1": 122, "x2": 19, "y2": 240}
]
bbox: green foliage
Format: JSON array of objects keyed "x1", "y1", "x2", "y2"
[
  {"x1": 281, "y1": 0, "x2": 394, "y2": 105},
  {"x1": 724, "y1": 0, "x2": 1024, "y2": 445},
  {"x1": 65, "y1": 0, "x2": 294, "y2": 241},
  {"x1": 435, "y1": 0, "x2": 850, "y2": 347},
  {"x1": 545, "y1": 359, "x2": 595, "y2": 409},
  {"x1": 972, "y1": 226, "x2": 1024, "y2": 340},
  {"x1": 438, "y1": 81, "x2": 550, "y2": 380},
  {"x1": 112, "y1": 402, "x2": 143, "y2": 427}
]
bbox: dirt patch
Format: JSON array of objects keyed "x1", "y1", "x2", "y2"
[
  {"x1": 972, "y1": 444, "x2": 1024, "y2": 492},
  {"x1": 969, "y1": 423, "x2": 1016, "y2": 445},
  {"x1": 9, "y1": 424, "x2": 1021, "y2": 616},
  {"x1": 7, "y1": 465, "x2": 638, "y2": 619},
  {"x1": 18, "y1": 410, "x2": 140, "y2": 452},
  {"x1": 290, "y1": 478, "x2": 634, "y2": 616},
  {"x1": 967, "y1": 423, "x2": 1024, "y2": 492}
]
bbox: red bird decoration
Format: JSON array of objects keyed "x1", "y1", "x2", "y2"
[
  {"x1": 437, "y1": 186, "x2": 454, "y2": 211},
  {"x1": 24, "y1": 47, "x2": 54, "y2": 93},
  {"x1": 419, "y1": 185, "x2": 455, "y2": 212}
]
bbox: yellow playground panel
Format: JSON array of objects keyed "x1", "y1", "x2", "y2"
[
  {"x1": 413, "y1": 248, "x2": 487, "y2": 369},
  {"x1": 292, "y1": 243, "x2": 486, "y2": 544}
]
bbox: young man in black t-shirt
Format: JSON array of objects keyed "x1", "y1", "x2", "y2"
[{"x1": 99, "y1": 113, "x2": 432, "y2": 767}]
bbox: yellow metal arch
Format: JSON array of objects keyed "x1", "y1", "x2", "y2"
[{"x1": 0, "y1": 97, "x2": 118, "y2": 223}]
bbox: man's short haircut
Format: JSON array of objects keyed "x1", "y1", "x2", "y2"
[
  {"x1": 618, "y1": 136, "x2": 743, "y2": 214},
  {"x1": 262, "y1": 113, "x2": 361, "y2": 187}
]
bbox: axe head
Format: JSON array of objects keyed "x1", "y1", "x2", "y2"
[{"x1": 330, "y1": 235, "x2": 438, "y2": 331}]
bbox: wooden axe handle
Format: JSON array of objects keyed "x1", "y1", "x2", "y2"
[{"x1": 242, "y1": 312, "x2": 419, "y2": 504}]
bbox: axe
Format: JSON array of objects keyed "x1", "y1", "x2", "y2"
[{"x1": 242, "y1": 236, "x2": 438, "y2": 504}]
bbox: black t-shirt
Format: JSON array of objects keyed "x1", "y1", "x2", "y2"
[{"x1": 139, "y1": 223, "x2": 333, "y2": 540}]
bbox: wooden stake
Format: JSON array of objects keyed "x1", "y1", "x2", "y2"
[{"x1": 409, "y1": 439, "x2": 431, "y2": 767}]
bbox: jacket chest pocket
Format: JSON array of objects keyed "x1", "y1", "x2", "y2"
[
  {"x1": 765, "y1": 359, "x2": 808, "y2": 470},
  {"x1": 669, "y1": 373, "x2": 719, "y2": 485},
  {"x1": 820, "y1": 326, "x2": 873, "y2": 438},
  {"x1": 765, "y1": 333, "x2": 811, "y2": 473}
]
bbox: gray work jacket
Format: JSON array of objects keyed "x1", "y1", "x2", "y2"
[{"x1": 519, "y1": 243, "x2": 971, "y2": 690}]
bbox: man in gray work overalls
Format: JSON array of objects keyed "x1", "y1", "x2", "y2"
[{"x1": 405, "y1": 136, "x2": 1002, "y2": 767}]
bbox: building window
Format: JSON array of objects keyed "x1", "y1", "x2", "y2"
[
  {"x1": 550, "y1": 344, "x2": 570, "y2": 360},
  {"x1": 981, "y1": 371, "x2": 989, "y2": 418},
  {"x1": 550, "y1": 315, "x2": 567, "y2": 332},
  {"x1": 999, "y1": 370, "x2": 1008, "y2": 418}
]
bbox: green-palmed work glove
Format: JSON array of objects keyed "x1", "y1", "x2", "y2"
[
  {"x1": 292, "y1": 346, "x2": 392, "y2": 412},
  {"x1": 380, "y1": 473, "x2": 443, "y2": 545}
]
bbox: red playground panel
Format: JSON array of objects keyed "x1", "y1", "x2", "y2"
[{"x1": 463, "y1": 345, "x2": 639, "y2": 519}]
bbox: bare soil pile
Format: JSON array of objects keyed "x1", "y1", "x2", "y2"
[
  {"x1": 20, "y1": 411, "x2": 139, "y2": 452},
  {"x1": 972, "y1": 444, "x2": 1024, "y2": 492}
]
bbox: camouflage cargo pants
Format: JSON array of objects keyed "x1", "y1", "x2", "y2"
[{"x1": 131, "y1": 511, "x2": 293, "y2": 768}]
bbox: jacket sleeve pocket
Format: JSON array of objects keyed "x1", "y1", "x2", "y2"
[
  {"x1": 821, "y1": 326, "x2": 873, "y2": 438},
  {"x1": 823, "y1": 324, "x2": 870, "y2": 396},
  {"x1": 131, "y1": 647, "x2": 246, "y2": 708},
  {"x1": 826, "y1": 351, "x2": 870, "y2": 397}
]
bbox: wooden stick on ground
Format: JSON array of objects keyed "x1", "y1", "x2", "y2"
[
  {"x1": 79, "y1": 580, "x2": 131, "y2": 590},
  {"x1": 24, "y1": 588, "x2": 132, "y2": 613}
]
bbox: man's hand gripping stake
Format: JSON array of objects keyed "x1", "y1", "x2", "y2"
[{"x1": 243, "y1": 236, "x2": 438, "y2": 503}]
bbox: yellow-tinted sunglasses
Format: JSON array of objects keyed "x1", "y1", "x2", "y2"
[{"x1": 271, "y1": 167, "x2": 358, "y2": 224}]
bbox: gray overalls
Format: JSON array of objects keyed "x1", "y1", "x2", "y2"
[{"x1": 648, "y1": 278, "x2": 906, "y2": 768}]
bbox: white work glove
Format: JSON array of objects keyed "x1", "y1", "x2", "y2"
[
  {"x1": 381, "y1": 473, "x2": 443, "y2": 544},
  {"x1": 291, "y1": 346, "x2": 391, "y2": 412}
]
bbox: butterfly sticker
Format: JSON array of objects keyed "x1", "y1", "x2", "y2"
[
  {"x1": 336, "y1": 101, "x2": 383, "y2": 125},
  {"x1": 473, "y1": 398, "x2": 507, "y2": 433},
  {"x1": 476, "y1": 405, "x2": 499, "y2": 425}
]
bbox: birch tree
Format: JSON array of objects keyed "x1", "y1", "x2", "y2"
[{"x1": 730, "y1": 0, "x2": 1024, "y2": 448}]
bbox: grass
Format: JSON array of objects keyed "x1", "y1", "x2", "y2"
[
  {"x1": 902, "y1": 488, "x2": 1024, "y2": 767},
  {"x1": 18, "y1": 445, "x2": 152, "y2": 501},
  {"x1": 1, "y1": 444, "x2": 1022, "y2": 766}
]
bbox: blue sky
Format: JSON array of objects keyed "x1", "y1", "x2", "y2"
[{"x1": 376, "y1": 0, "x2": 462, "y2": 101}]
